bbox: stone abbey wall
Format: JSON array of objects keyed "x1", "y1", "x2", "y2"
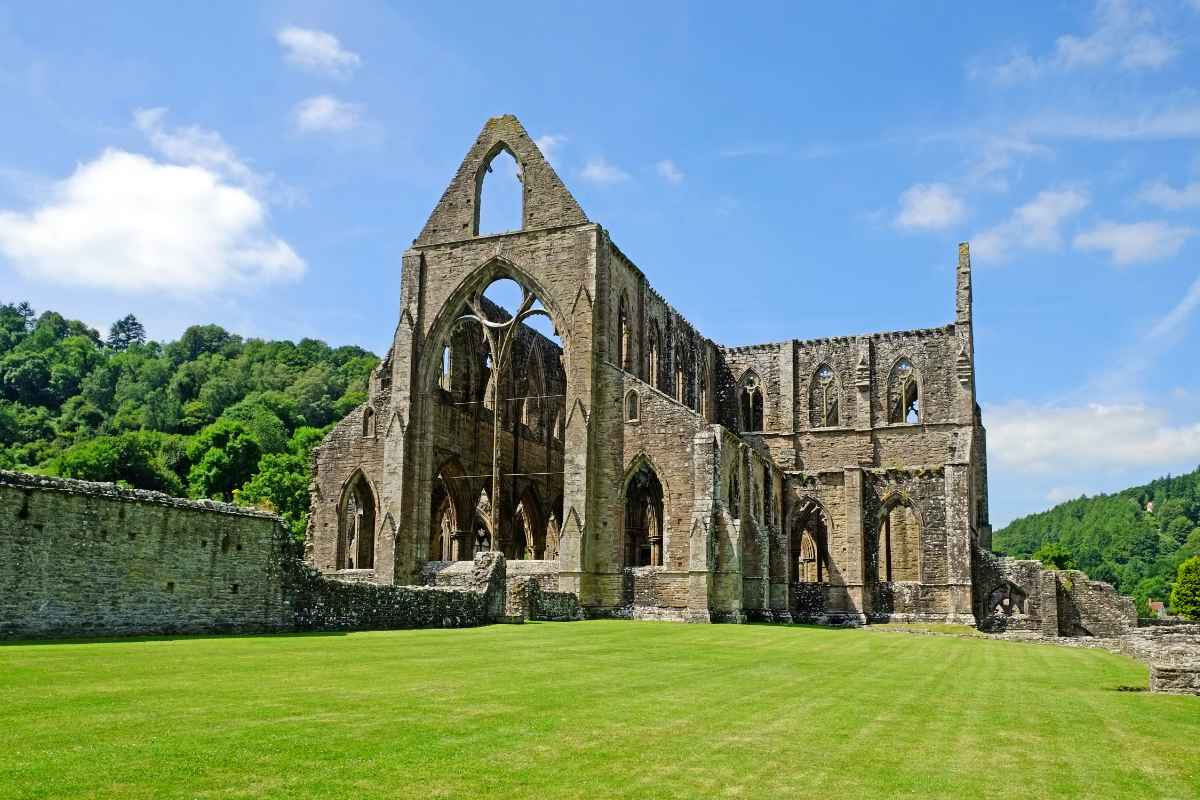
[
  {"x1": 304, "y1": 114, "x2": 991, "y2": 627},
  {"x1": 0, "y1": 471, "x2": 529, "y2": 639},
  {"x1": 0, "y1": 470, "x2": 291, "y2": 638}
]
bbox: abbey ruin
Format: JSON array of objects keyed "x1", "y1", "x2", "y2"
[{"x1": 307, "y1": 114, "x2": 995, "y2": 625}]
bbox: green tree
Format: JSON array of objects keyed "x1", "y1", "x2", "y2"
[
  {"x1": 106, "y1": 314, "x2": 146, "y2": 350},
  {"x1": 186, "y1": 419, "x2": 263, "y2": 500},
  {"x1": 1170, "y1": 556, "x2": 1200, "y2": 620},
  {"x1": 235, "y1": 451, "x2": 311, "y2": 539},
  {"x1": 56, "y1": 431, "x2": 184, "y2": 495},
  {"x1": 1033, "y1": 541, "x2": 1075, "y2": 570}
]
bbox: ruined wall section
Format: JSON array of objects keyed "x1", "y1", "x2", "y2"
[
  {"x1": 603, "y1": 236, "x2": 715, "y2": 422},
  {"x1": 308, "y1": 404, "x2": 388, "y2": 575},
  {"x1": 1, "y1": 472, "x2": 290, "y2": 638},
  {"x1": 415, "y1": 115, "x2": 587, "y2": 246}
]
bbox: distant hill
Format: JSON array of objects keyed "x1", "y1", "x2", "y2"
[
  {"x1": 993, "y1": 466, "x2": 1200, "y2": 615},
  {"x1": 0, "y1": 301, "x2": 378, "y2": 539}
]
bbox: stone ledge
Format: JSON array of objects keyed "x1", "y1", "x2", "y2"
[{"x1": 0, "y1": 469, "x2": 280, "y2": 521}]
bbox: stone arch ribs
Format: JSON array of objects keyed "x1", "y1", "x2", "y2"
[{"x1": 415, "y1": 115, "x2": 588, "y2": 246}]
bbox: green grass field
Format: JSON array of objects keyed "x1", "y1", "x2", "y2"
[{"x1": 1, "y1": 622, "x2": 1197, "y2": 799}]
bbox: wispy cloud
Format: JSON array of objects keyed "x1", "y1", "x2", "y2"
[
  {"x1": 1148, "y1": 274, "x2": 1200, "y2": 339},
  {"x1": 293, "y1": 95, "x2": 364, "y2": 134},
  {"x1": 987, "y1": 401, "x2": 1200, "y2": 474},
  {"x1": 1138, "y1": 178, "x2": 1200, "y2": 210},
  {"x1": 971, "y1": 0, "x2": 1177, "y2": 85},
  {"x1": 1073, "y1": 220, "x2": 1194, "y2": 265},
  {"x1": 656, "y1": 159, "x2": 684, "y2": 185},
  {"x1": 579, "y1": 157, "x2": 630, "y2": 186},
  {"x1": 534, "y1": 134, "x2": 567, "y2": 166},
  {"x1": 893, "y1": 183, "x2": 966, "y2": 231},
  {"x1": 971, "y1": 188, "x2": 1089, "y2": 263},
  {"x1": 276, "y1": 26, "x2": 361, "y2": 78},
  {"x1": 135, "y1": 107, "x2": 260, "y2": 188}
]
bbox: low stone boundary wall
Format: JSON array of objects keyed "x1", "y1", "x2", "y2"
[{"x1": 0, "y1": 472, "x2": 524, "y2": 639}]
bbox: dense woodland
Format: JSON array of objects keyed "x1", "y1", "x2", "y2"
[
  {"x1": 0, "y1": 302, "x2": 378, "y2": 539},
  {"x1": 994, "y1": 466, "x2": 1200, "y2": 616}
]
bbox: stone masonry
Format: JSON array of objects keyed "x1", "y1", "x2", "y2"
[{"x1": 306, "y1": 114, "x2": 996, "y2": 625}]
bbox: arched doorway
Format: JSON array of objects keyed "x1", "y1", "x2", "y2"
[
  {"x1": 877, "y1": 496, "x2": 921, "y2": 583},
  {"x1": 789, "y1": 502, "x2": 830, "y2": 585},
  {"x1": 337, "y1": 472, "x2": 376, "y2": 570},
  {"x1": 624, "y1": 460, "x2": 665, "y2": 567}
]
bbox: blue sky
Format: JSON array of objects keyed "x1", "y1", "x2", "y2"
[{"x1": 1, "y1": 1, "x2": 1198, "y2": 526}]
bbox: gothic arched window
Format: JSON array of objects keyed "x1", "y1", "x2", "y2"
[
  {"x1": 888, "y1": 357, "x2": 920, "y2": 424},
  {"x1": 617, "y1": 293, "x2": 632, "y2": 371},
  {"x1": 809, "y1": 364, "x2": 839, "y2": 428},
  {"x1": 738, "y1": 372, "x2": 764, "y2": 432},
  {"x1": 648, "y1": 321, "x2": 661, "y2": 390},
  {"x1": 625, "y1": 390, "x2": 640, "y2": 422}
]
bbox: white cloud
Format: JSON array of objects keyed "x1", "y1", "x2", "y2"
[
  {"x1": 656, "y1": 159, "x2": 684, "y2": 185},
  {"x1": 1138, "y1": 179, "x2": 1200, "y2": 210},
  {"x1": 988, "y1": 401, "x2": 1200, "y2": 474},
  {"x1": 135, "y1": 107, "x2": 259, "y2": 188},
  {"x1": 293, "y1": 95, "x2": 364, "y2": 134},
  {"x1": 0, "y1": 149, "x2": 304, "y2": 294},
  {"x1": 971, "y1": 188, "x2": 1089, "y2": 263},
  {"x1": 579, "y1": 157, "x2": 630, "y2": 186},
  {"x1": 276, "y1": 26, "x2": 361, "y2": 78},
  {"x1": 1022, "y1": 105, "x2": 1200, "y2": 141},
  {"x1": 974, "y1": 0, "x2": 1176, "y2": 84},
  {"x1": 894, "y1": 183, "x2": 965, "y2": 230},
  {"x1": 1148, "y1": 274, "x2": 1200, "y2": 339},
  {"x1": 534, "y1": 134, "x2": 567, "y2": 165},
  {"x1": 1073, "y1": 220, "x2": 1194, "y2": 265},
  {"x1": 964, "y1": 137, "x2": 1051, "y2": 192}
]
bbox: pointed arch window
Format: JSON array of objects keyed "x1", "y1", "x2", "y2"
[
  {"x1": 625, "y1": 390, "x2": 640, "y2": 422},
  {"x1": 475, "y1": 146, "x2": 523, "y2": 235},
  {"x1": 362, "y1": 406, "x2": 376, "y2": 438},
  {"x1": 674, "y1": 349, "x2": 685, "y2": 404},
  {"x1": 888, "y1": 358, "x2": 920, "y2": 424},
  {"x1": 337, "y1": 472, "x2": 376, "y2": 571},
  {"x1": 878, "y1": 496, "x2": 920, "y2": 583},
  {"x1": 697, "y1": 358, "x2": 708, "y2": 419},
  {"x1": 625, "y1": 462, "x2": 665, "y2": 567},
  {"x1": 738, "y1": 372, "x2": 764, "y2": 432},
  {"x1": 809, "y1": 364, "x2": 840, "y2": 428},
  {"x1": 648, "y1": 321, "x2": 661, "y2": 390},
  {"x1": 617, "y1": 293, "x2": 632, "y2": 371}
]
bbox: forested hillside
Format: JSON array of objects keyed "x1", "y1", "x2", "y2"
[
  {"x1": 994, "y1": 467, "x2": 1200, "y2": 615},
  {"x1": 0, "y1": 301, "x2": 377, "y2": 538}
]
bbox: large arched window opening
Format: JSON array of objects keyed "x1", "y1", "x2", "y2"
[
  {"x1": 424, "y1": 268, "x2": 567, "y2": 566},
  {"x1": 617, "y1": 292, "x2": 632, "y2": 371},
  {"x1": 877, "y1": 497, "x2": 921, "y2": 583},
  {"x1": 809, "y1": 364, "x2": 840, "y2": 428},
  {"x1": 337, "y1": 472, "x2": 376, "y2": 570},
  {"x1": 789, "y1": 503, "x2": 830, "y2": 585},
  {"x1": 511, "y1": 488, "x2": 545, "y2": 559},
  {"x1": 738, "y1": 372, "x2": 764, "y2": 432},
  {"x1": 648, "y1": 321, "x2": 661, "y2": 390},
  {"x1": 476, "y1": 146, "x2": 523, "y2": 235},
  {"x1": 888, "y1": 357, "x2": 920, "y2": 424},
  {"x1": 624, "y1": 461, "x2": 665, "y2": 567}
]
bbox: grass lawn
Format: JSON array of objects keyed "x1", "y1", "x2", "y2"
[{"x1": 1, "y1": 622, "x2": 1197, "y2": 799}]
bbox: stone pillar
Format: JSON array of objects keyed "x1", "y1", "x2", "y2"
[
  {"x1": 944, "y1": 463, "x2": 976, "y2": 624},
  {"x1": 841, "y1": 467, "x2": 868, "y2": 621},
  {"x1": 1039, "y1": 571, "x2": 1060, "y2": 637}
]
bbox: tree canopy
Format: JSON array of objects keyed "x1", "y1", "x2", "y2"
[
  {"x1": 994, "y1": 466, "x2": 1200, "y2": 617},
  {"x1": 0, "y1": 302, "x2": 378, "y2": 540}
]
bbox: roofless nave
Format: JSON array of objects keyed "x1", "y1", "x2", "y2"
[{"x1": 307, "y1": 114, "x2": 992, "y2": 624}]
